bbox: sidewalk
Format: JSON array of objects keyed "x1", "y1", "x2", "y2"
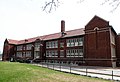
[{"x1": 32, "y1": 63, "x2": 120, "y2": 81}]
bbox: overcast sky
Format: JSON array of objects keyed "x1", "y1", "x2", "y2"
[{"x1": 0, "y1": 0, "x2": 120, "y2": 53}]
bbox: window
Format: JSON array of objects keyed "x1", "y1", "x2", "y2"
[
  {"x1": 75, "y1": 39, "x2": 78, "y2": 46},
  {"x1": 71, "y1": 39, "x2": 74, "y2": 47},
  {"x1": 26, "y1": 44, "x2": 32, "y2": 50},
  {"x1": 17, "y1": 45, "x2": 22, "y2": 51},
  {"x1": 75, "y1": 50, "x2": 78, "y2": 57},
  {"x1": 71, "y1": 50, "x2": 74, "y2": 57},
  {"x1": 78, "y1": 38, "x2": 83, "y2": 46},
  {"x1": 60, "y1": 42, "x2": 64, "y2": 48},
  {"x1": 46, "y1": 51, "x2": 49, "y2": 57},
  {"x1": 46, "y1": 42, "x2": 49, "y2": 48},
  {"x1": 67, "y1": 40, "x2": 70, "y2": 47},
  {"x1": 51, "y1": 42, "x2": 53, "y2": 48},
  {"x1": 66, "y1": 50, "x2": 70, "y2": 57},
  {"x1": 60, "y1": 50, "x2": 64, "y2": 57},
  {"x1": 51, "y1": 51, "x2": 54, "y2": 57},
  {"x1": 49, "y1": 42, "x2": 52, "y2": 48},
  {"x1": 54, "y1": 50, "x2": 58, "y2": 57},
  {"x1": 111, "y1": 46, "x2": 116, "y2": 57},
  {"x1": 46, "y1": 41, "x2": 58, "y2": 49},
  {"x1": 16, "y1": 52, "x2": 22, "y2": 57},
  {"x1": 23, "y1": 52, "x2": 26, "y2": 57},
  {"x1": 55, "y1": 41, "x2": 58, "y2": 48},
  {"x1": 34, "y1": 52, "x2": 39, "y2": 58},
  {"x1": 46, "y1": 50, "x2": 58, "y2": 57},
  {"x1": 111, "y1": 33, "x2": 115, "y2": 44},
  {"x1": 35, "y1": 42, "x2": 40, "y2": 51},
  {"x1": 26, "y1": 51, "x2": 31, "y2": 57},
  {"x1": 78, "y1": 49, "x2": 83, "y2": 57},
  {"x1": 66, "y1": 37, "x2": 83, "y2": 47},
  {"x1": 23, "y1": 46, "x2": 25, "y2": 50},
  {"x1": 66, "y1": 49, "x2": 83, "y2": 57}
]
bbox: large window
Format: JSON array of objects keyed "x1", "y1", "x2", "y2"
[
  {"x1": 78, "y1": 38, "x2": 83, "y2": 46},
  {"x1": 60, "y1": 50, "x2": 64, "y2": 57},
  {"x1": 26, "y1": 44, "x2": 32, "y2": 50},
  {"x1": 111, "y1": 33, "x2": 115, "y2": 44},
  {"x1": 46, "y1": 50, "x2": 58, "y2": 57},
  {"x1": 26, "y1": 51, "x2": 31, "y2": 57},
  {"x1": 66, "y1": 49, "x2": 83, "y2": 57},
  {"x1": 34, "y1": 52, "x2": 39, "y2": 58},
  {"x1": 17, "y1": 45, "x2": 22, "y2": 51},
  {"x1": 23, "y1": 52, "x2": 26, "y2": 57},
  {"x1": 66, "y1": 37, "x2": 83, "y2": 47},
  {"x1": 60, "y1": 42, "x2": 64, "y2": 48},
  {"x1": 16, "y1": 52, "x2": 22, "y2": 57},
  {"x1": 35, "y1": 42, "x2": 40, "y2": 51},
  {"x1": 111, "y1": 45, "x2": 116, "y2": 57},
  {"x1": 46, "y1": 41, "x2": 58, "y2": 49}
]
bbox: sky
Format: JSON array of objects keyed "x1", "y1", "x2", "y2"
[{"x1": 0, "y1": 0, "x2": 120, "y2": 53}]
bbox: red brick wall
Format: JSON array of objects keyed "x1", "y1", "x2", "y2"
[
  {"x1": 85, "y1": 16, "x2": 109, "y2": 30},
  {"x1": 84, "y1": 16, "x2": 112, "y2": 67},
  {"x1": 116, "y1": 35, "x2": 120, "y2": 66},
  {"x1": 116, "y1": 35, "x2": 120, "y2": 58},
  {"x1": 2, "y1": 40, "x2": 15, "y2": 61}
]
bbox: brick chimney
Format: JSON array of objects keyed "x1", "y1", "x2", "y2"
[
  {"x1": 61, "y1": 20, "x2": 66, "y2": 36},
  {"x1": 61, "y1": 20, "x2": 65, "y2": 33}
]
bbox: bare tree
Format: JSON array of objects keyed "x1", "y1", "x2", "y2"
[{"x1": 42, "y1": 0, "x2": 120, "y2": 13}]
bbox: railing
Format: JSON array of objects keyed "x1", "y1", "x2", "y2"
[{"x1": 33, "y1": 62, "x2": 120, "y2": 81}]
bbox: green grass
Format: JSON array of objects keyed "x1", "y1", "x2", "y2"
[{"x1": 0, "y1": 62, "x2": 113, "y2": 82}]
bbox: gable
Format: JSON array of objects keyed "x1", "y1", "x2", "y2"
[
  {"x1": 85, "y1": 15, "x2": 109, "y2": 30},
  {"x1": 4, "y1": 39, "x2": 8, "y2": 45}
]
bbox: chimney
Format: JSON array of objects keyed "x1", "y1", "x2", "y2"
[{"x1": 61, "y1": 20, "x2": 65, "y2": 33}]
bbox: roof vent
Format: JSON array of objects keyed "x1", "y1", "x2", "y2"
[{"x1": 25, "y1": 39, "x2": 28, "y2": 42}]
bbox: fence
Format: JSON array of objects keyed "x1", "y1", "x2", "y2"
[{"x1": 33, "y1": 62, "x2": 120, "y2": 81}]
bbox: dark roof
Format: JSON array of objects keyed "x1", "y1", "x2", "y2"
[{"x1": 7, "y1": 28, "x2": 85, "y2": 45}]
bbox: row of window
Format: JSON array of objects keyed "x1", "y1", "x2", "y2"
[
  {"x1": 16, "y1": 51, "x2": 31, "y2": 57},
  {"x1": 66, "y1": 49, "x2": 83, "y2": 57},
  {"x1": 17, "y1": 44, "x2": 32, "y2": 51},
  {"x1": 46, "y1": 50, "x2": 58, "y2": 57},
  {"x1": 16, "y1": 49, "x2": 83, "y2": 58},
  {"x1": 46, "y1": 49, "x2": 83, "y2": 57},
  {"x1": 46, "y1": 38, "x2": 84, "y2": 49},
  {"x1": 46, "y1": 41, "x2": 58, "y2": 49},
  {"x1": 17, "y1": 42, "x2": 42, "y2": 51},
  {"x1": 16, "y1": 37, "x2": 84, "y2": 51},
  {"x1": 66, "y1": 38, "x2": 83, "y2": 47}
]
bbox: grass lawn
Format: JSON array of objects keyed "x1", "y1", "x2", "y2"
[{"x1": 0, "y1": 62, "x2": 113, "y2": 82}]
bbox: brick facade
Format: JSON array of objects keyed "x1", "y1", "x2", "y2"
[{"x1": 2, "y1": 15, "x2": 120, "y2": 67}]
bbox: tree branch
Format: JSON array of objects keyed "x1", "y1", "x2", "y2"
[
  {"x1": 42, "y1": 0, "x2": 120, "y2": 13},
  {"x1": 102, "y1": 0, "x2": 120, "y2": 12},
  {"x1": 42, "y1": 0, "x2": 59, "y2": 13}
]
